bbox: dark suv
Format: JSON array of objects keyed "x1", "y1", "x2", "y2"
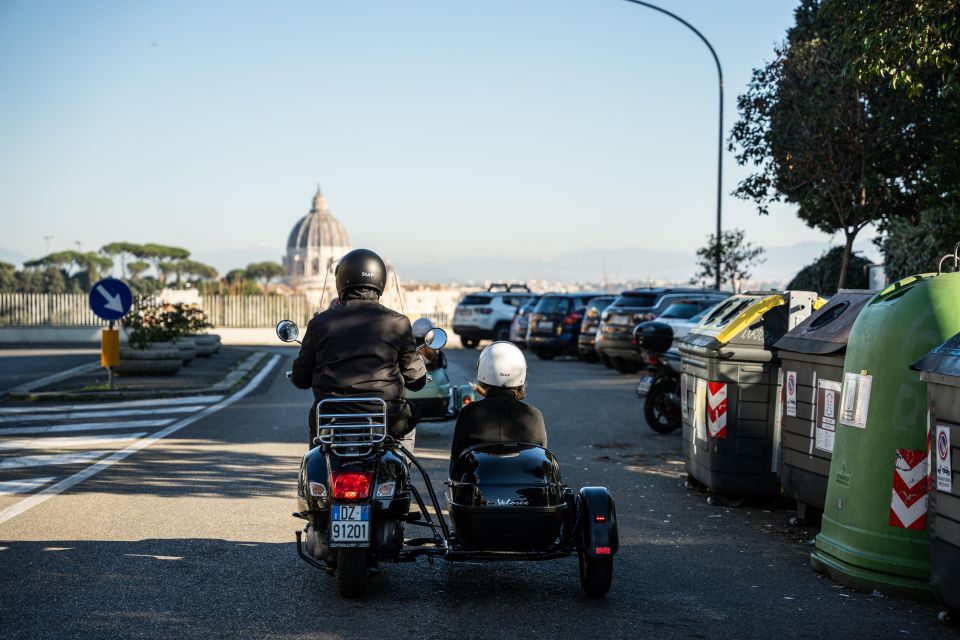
[
  {"x1": 596, "y1": 288, "x2": 728, "y2": 373},
  {"x1": 526, "y1": 293, "x2": 603, "y2": 360},
  {"x1": 577, "y1": 295, "x2": 616, "y2": 362}
]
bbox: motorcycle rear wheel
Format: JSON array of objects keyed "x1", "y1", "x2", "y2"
[
  {"x1": 578, "y1": 551, "x2": 613, "y2": 597},
  {"x1": 335, "y1": 548, "x2": 368, "y2": 598},
  {"x1": 644, "y1": 378, "x2": 681, "y2": 434}
]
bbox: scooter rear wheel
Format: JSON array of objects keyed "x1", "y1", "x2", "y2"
[
  {"x1": 644, "y1": 378, "x2": 681, "y2": 434},
  {"x1": 335, "y1": 548, "x2": 368, "y2": 598}
]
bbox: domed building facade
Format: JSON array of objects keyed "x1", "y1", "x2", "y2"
[{"x1": 284, "y1": 186, "x2": 352, "y2": 292}]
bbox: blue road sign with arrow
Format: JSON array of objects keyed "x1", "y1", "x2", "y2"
[{"x1": 89, "y1": 278, "x2": 133, "y2": 321}]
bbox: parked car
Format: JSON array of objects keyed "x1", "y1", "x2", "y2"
[
  {"x1": 526, "y1": 293, "x2": 603, "y2": 360},
  {"x1": 452, "y1": 284, "x2": 536, "y2": 348},
  {"x1": 596, "y1": 288, "x2": 729, "y2": 373},
  {"x1": 509, "y1": 296, "x2": 541, "y2": 349},
  {"x1": 577, "y1": 295, "x2": 617, "y2": 362}
]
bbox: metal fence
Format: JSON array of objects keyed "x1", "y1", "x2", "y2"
[{"x1": 0, "y1": 293, "x2": 451, "y2": 329}]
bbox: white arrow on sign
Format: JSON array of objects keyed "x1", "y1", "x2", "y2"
[{"x1": 96, "y1": 284, "x2": 125, "y2": 313}]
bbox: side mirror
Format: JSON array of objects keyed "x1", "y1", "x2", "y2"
[
  {"x1": 423, "y1": 327, "x2": 448, "y2": 351},
  {"x1": 276, "y1": 319, "x2": 300, "y2": 343}
]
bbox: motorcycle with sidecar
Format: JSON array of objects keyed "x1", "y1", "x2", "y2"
[{"x1": 276, "y1": 320, "x2": 619, "y2": 598}]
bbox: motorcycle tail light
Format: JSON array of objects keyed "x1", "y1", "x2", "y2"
[
  {"x1": 648, "y1": 356, "x2": 660, "y2": 366},
  {"x1": 308, "y1": 481, "x2": 327, "y2": 498},
  {"x1": 331, "y1": 471, "x2": 372, "y2": 500},
  {"x1": 594, "y1": 515, "x2": 606, "y2": 523},
  {"x1": 376, "y1": 482, "x2": 396, "y2": 498},
  {"x1": 462, "y1": 397, "x2": 472, "y2": 406},
  {"x1": 595, "y1": 546, "x2": 611, "y2": 555}
]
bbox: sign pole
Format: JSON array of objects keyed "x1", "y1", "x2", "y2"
[{"x1": 108, "y1": 320, "x2": 114, "y2": 390}]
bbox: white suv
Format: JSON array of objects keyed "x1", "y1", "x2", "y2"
[{"x1": 452, "y1": 284, "x2": 535, "y2": 348}]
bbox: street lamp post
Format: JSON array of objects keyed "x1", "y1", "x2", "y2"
[{"x1": 621, "y1": 0, "x2": 724, "y2": 291}]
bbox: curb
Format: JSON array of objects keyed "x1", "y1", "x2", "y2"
[{"x1": 4, "y1": 352, "x2": 272, "y2": 403}]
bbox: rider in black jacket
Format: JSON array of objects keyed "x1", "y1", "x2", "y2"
[
  {"x1": 450, "y1": 341, "x2": 546, "y2": 464},
  {"x1": 291, "y1": 249, "x2": 427, "y2": 446}
]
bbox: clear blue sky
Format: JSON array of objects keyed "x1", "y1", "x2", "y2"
[{"x1": 0, "y1": 0, "x2": 868, "y2": 278}]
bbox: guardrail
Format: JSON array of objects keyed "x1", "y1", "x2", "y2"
[{"x1": 0, "y1": 293, "x2": 452, "y2": 329}]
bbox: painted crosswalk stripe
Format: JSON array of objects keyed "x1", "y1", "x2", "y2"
[
  {"x1": 0, "y1": 432, "x2": 147, "y2": 451},
  {"x1": 0, "y1": 418, "x2": 174, "y2": 437},
  {"x1": 0, "y1": 395, "x2": 223, "y2": 415},
  {"x1": 0, "y1": 477, "x2": 56, "y2": 496},
  {"x1": 0, "y1": 405, "x2": 207, "y2": 424},
  {"x1": 0, "y1": 450, "x2": 110, "y2": 470},
  {"x1": 0, "y1": 354, "x2": 280, "y2": 525}
]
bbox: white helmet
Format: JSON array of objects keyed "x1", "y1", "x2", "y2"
[
  {"x1": 412, "y1": 317, "x2": 435, "y2": 339},
  {"x1": 477, "y1": 341, "x2": 527, "y2": 388}
]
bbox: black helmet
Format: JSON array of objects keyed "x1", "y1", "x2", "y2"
[{"x1": 335, "y1": 249, "x2": 387, "y2": 296}]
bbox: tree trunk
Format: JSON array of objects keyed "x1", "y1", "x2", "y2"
[{"x1": 838, "y1": 231, "x2": 855, "y2": 290}]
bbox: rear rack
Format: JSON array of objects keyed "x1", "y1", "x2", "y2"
[{"x1": 315, "y1": 397, "x2": 387, "y2": 457}]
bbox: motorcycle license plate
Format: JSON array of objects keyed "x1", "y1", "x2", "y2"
[
  {"x1": 538, "y1": 321, "x2": 554, "y2": 331},
  {"x1": 636, "y1": 375, "x2": 654, "y2": 396},
  {"x1": 331, "y1": 504, "x2": 370, "y2": 547}
]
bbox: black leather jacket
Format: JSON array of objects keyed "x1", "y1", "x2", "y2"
[
  {"x1": 291, "y1": 290, "x2": 427, "y2": 404},
  {"x1": 450, "y1": 388, "x2": 547, "y2": 463}
]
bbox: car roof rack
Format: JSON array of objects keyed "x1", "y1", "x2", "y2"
[{"x1": 487, "y1": 283, "x2": 532, "y2": 293}]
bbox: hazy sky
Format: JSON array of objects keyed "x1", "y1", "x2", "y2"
[{"x1": 0, "y1": 0, "x2": 871, "y2": 276}]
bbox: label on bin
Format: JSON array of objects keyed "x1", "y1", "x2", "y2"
[
  {"x1": 839, "y1": 372, "x2": 872, "y2": 429},
  {"x1": 936, "y1": 424, "x2": 953, "y2": 493},
  {"x1": 680, "y1": 374, "x2": 689, "y2": 421},
  {"x1": 694, "y1": 379, "x2": 708, "y2": 441},
  {"x1": 706, "y1": 382, "x2": 727, "y2": 438},
  {"x1": 889, "y1": 448, "x2": 929, "y2": 531},
  {"x1": 785, "y1": 371, "x2": 797, "y2": 417},
  {"x1": 815, "y1": 379, "x2": 842, "y2": 453}
]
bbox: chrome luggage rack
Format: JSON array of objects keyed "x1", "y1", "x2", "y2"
[{"x1": 315, "y1": 397, "x2": 388, "y2": 456}]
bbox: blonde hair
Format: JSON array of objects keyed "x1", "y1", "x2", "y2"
[{"x1": 474, "y1": 381, "x2": 526, "y2": 401}]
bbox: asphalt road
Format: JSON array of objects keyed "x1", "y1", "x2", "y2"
[
  {"x1": 0, "y1": 349, "x2": 98, "y2": 393},
  {"x1": 0, "y1": 348, "x2": 952, "y2": 639}
]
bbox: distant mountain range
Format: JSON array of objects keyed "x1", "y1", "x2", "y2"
[{"x1": 2, "y1": 238, "x2": 881, "y2": 286}]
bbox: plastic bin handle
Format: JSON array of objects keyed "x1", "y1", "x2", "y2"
[{"x1": 715, "y1": 294, "x2": 784, "y2": 345}]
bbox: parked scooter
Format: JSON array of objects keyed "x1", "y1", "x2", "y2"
[{"x1": 634, "y1": 321, "x2": 682, "y2": 434}]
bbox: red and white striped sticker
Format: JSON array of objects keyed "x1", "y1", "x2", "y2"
[
  {"x1": 889, "y1": 448, "x2": 929, "y2": 531},
  {"x1": 707, "y1": 382, "x2": 727, "y2": 438}
]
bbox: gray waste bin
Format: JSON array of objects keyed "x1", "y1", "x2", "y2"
[
  {"x1": 912, "y1": 333, "x2": 960, "y2": 622},
  {"x1": 773, "y1": 290, "x2": 875, "y2": 524},
  {"x1": 679, "y1": 291, "x2": 819, "y2": 500}
]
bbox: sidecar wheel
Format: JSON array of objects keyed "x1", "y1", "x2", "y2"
[
  {"x1": 578, "y1": 551, "x2": 613, "y2": 597},
  {"x1": 335, "y1": 548, "x2": 367, "y2": 598}
]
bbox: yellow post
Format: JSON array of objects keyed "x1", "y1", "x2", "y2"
[{"x1": 101, "y1": 328, "x2": 120, "y2": 368}]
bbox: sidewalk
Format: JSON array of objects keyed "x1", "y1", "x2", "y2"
[{"x1": 2, "y1": 347, "x2": 276, "y2": 403}]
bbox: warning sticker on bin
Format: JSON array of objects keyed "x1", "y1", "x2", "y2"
[
  {"x1": 889, "y1": 448, "x2": 928, "y2": 531},
  {"x1": 839, "y1": 372, "x2": 872, "y2": 429},
  {"x1": 815, "y1": 379, "x2": 841, "y2": 453},
  {"x1": 706, "y1": 382, "x2": 727, "y2": 439},
  {"x1": 694, "y1": 379, "x2": 707, "y2": 441},
  {"x1": 936, "y1": 424, "x2": 953, "y2": 493},
  {"x1": 785, "y1": 371, "x2": 797, "y2": 417}
]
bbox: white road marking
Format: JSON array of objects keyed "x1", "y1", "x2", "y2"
[
  {"x1": 0, "y1": 405, "x2": 207, "y2": 423},
  {"x1": 0, "y1": 355, "x2": 280, "y2": 525},
  {"x1": 0, "y1": 477, "x2": 56, "y2": 495},
  {"x1": 0, "y1": 451, "x2": 110, "y2": 470},
  {"x1": 0, "y1": 432, "x2": 147, "y2": 451},
  {"x1": 0, "y1": 419, "x2": 174, "y2": 436},
  {"x1": 0, "y1": 395, "x2": 223, "y2": 415}
]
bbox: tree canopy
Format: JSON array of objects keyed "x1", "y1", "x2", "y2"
[{"x1": 691, "y1": 229, "x2": 765, "y2": 292}]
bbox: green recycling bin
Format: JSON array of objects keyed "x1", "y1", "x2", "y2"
[
  {"x1": 912, "y1": 332, "x2": 960, "y2": 620},
  {"x1": 812, "y1": 272, "x2": 960, "y2": 598},
  {"x1": 679, "y1": 291, "x2": 819, "y2": 499},
  {"x1": 774, "y1": 290, "x2": 875, "y2": 524}
]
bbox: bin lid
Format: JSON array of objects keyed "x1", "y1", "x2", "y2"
[
  {"x1": 774, "y1": 290, "x2": 875, "y2": 355},
  {"x1": 680, "y1": 290, "x2": 822, "y2": 350},
  {"x1": 910, "y1": 331, "x2": 960, "y2": 377}
]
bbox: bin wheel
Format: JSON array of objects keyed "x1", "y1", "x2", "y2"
[
  {"x1": 578, "y1": 551, "x2": 613, "y2": 597},
  {"x1": 684, "y1": 475, "x2": 699, "y2": 491},
  {"x1": 706, "y1": 495, "x2": 720, "y2": 507},
  {"x1": 939, "y1": 610, "x2": 956, "y2": 627},
  {"x1": 789, "y1": 516, "x2": 805, "y2": 527},
  {"x1": 335, "y1": 548, "x2": 368, "y2": 598},
  {"x1": 462, "y1": 338, "x2": 478, "y2": 349}
]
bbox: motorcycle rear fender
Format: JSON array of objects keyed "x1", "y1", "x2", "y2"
[{"x1": 579, "y1": 486, "x2": 619, "y2": 558}]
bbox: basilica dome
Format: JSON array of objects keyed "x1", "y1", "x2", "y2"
[{"x1": 284, "y1": 186, "x2": 352, "y2": 287}]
